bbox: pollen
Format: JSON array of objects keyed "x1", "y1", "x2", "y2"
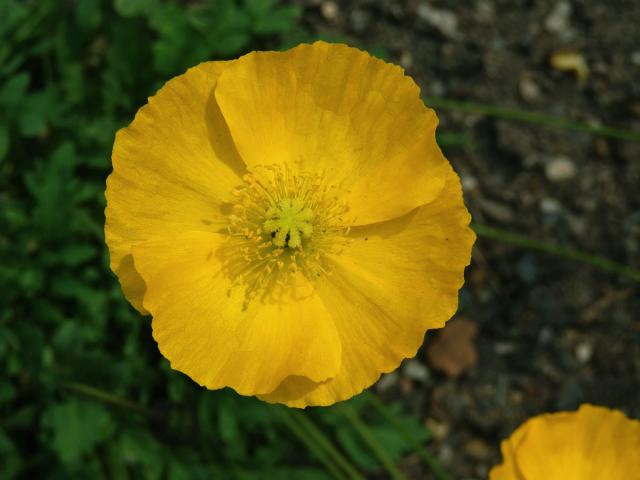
[{"x1": 226, "y1": 165, "x2": 350, "y2": 305}]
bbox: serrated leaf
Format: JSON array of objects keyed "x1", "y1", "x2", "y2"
[{"x1": 43, "y1": 400, "x2": 112, "y2": 465}]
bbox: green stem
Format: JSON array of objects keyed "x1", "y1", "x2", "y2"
[
  {"x1": 365, "y1": 393, "x2": 451, "y2": 480},
  {"x1": 62, "y1": 382, "x2": 159, "y2": 418},
  {"x1": 425, "y1": 96, "x2": 640, "y2": 143},
  {"x1": 472, "y1": 223, "x2": 640, "y2": 281},
  {"x1": 340, "y1": 405, "x2": 408, "y2": 480},
  {"x1": 274, "y1": 408, "x2": 347, "y2": 480},
  {"x1": 291, "y1": 410, "x2": 366, "y2": 480}
]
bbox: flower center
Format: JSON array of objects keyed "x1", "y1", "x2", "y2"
[
  {"x1": 225, "y1": 165, "x2": 350, "y2": 306},
  {"x1": 263, "y1": 198, "x2": 314, "y2": 249}
]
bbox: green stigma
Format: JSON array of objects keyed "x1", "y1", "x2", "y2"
[{"x1": 263, "y1": 198, "x2": 314, "y2": 248}]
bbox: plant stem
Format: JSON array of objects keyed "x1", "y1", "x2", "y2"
[
  {"x1": 365, "y1": 393, "x2": 451, "y2": 480},
  {"x1": 341, "y1": 405, "x2": 408, "y2": 480},
  {"x1": 275, "y1": 408, "x2": 347, "y2": 480},
  {"x1": 291, "y1": 410, "x2": 366, "y2": 480},
  {"x1": 425, "y1": 96, "x2": 640, "y2": 143},
  {"x1": 62, "y1": 382, "x2": 159, "y2": 418},
  {"x1": 472, "y1": 223, "x2": 640, "y2": 282}
]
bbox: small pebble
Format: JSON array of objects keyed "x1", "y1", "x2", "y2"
[
  {"x1": 567, "y1": 214, "x2": 588, "y2": 237},
  {"x1": 539, "y1": 327, "x2": 553, "y2": 344},
  {"x1": 540, "y1": 197, "x2": 563, "y2": 215},
  {"x1": 350, "y1": 9, "x2": 369, "y2": 32},
  {"x1": 403, "y1": 359, "x2": 430, "y2": 382},
  {"x1": 425, "y1": 418, "x2": 450, "y2": 440},
  {"x1": 427, "y1": 79, "x2": 446, "y2": 96},
  {"x1": 545, "y1": 157, "x2": 577, "y2": 182},
  {"x1": 575, "y1": 342, "x2": 594, "y2": 364},
  {"x1": 515, "y1": 256, "x2": 539, "y2": 284},
  {"x1": 523, "y1": 153, "x2": 545, "y2": 168},
  {"x1": 631, "y1": 51, "x2": 640, "y2": 66},
  {"x1": 519, "y1": 75, "x2": 541, "y2": 102},
  {"x1": 375, "y1": 372, "x2": 398, "y2": 392},
  {"x1": 399, "y1": 50, "x2": 413, "y2": 69},
  {"x1": 494, "y1": 342, "x2": 517, "y2": 355},
  {"x1": 475, "y1": 0, "x2": 495, "y2": 23},
  {"x1": 478, "y1": 198, "x2": 514, "y2": 222},
  {"x1": 464, "y1": 439, "x2": 493, "y2": 460},
  {"x1": 321, "y1": 1, "x2": 339, "y2": 22},
  {"x1": 439, "y1": 444, "x2": 454, "y2": 464},
  {"x1": 461, "y1": 175, "x2": 479, "y2": 192},
  {"x1": 416, "y1": 4, "x2": 459, "y2": 39},
  {"x1": 544, "y1": 1, "x2": 572, "y2": 34}
]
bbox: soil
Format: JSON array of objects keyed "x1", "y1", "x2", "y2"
[{"x1": 295, "y1": 1, "x2": 640, "y2": 478}]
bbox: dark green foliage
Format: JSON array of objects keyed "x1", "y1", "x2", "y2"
[{"x1": 0, "y1": 1, "x2": 434, "y2": 478}]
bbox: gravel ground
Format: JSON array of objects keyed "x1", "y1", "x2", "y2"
[{"x1": 295, "y1": 1, "x2": 640, "y2": 477}]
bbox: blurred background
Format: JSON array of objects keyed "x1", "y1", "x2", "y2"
[{"x1": 1, "y1": 0, "x2": 639, "y2": 478}]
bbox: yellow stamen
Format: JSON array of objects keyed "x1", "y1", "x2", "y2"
[{"x1": 225, "y1": 164, "x2": 351, "y2": 305}]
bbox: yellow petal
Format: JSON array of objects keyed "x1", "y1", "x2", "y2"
[
  {"x1": 214, "y1": 41, "x2": 448, "y2": 226},
  {"x1": 131, "y1": 231, "x2": 342, "y2": 396},
  {"x1": 261, "y1": 166, "x2": 474, "y2": 407},
  {"x1": 489, "y1": 404, "x2": 640, "y2": 480},
  {"x1": 105, "y1": 61, "x2": 246, "y2": 313}
]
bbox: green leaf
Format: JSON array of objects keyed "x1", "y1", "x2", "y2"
[
  {"x1": 57, "y1": 244, "x2": 98, "y2": 266},
  {"x1": 42, "y1": 400, "x2": 113, "y2": 465},
  {"x1": 0, "y1": 1, "x2": 28, "y2": 37},
  {"x1": 18, "y1": 88, "x2": 59, "y2": 137},
  {"x1": 336, "y1": 426, "x2": 376, "y2": 469},
  {"x1": 0, "y1": 429, "x2": 22, "y2": 478},
  {"x1": 0, "y1": 123, "x2": 9, "y2": 161},
  {"x1": 119, "y1": 429, "x2": 165, "y2": 479},
  {"x1": 75, "y1": 0, "x2": 103, "y2": 30},
  {"x1": 0, "y1": 72, "x2": 29, "y2": 109},
  {"x1": 245, "y1": 0, "x2": 301, "y2": 33},
  {"x1": 113, "y1": 0, "x2": 158, "y2": 18}
]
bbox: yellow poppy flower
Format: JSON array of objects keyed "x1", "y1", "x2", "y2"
[
  {"x1": 105, "y1": 42, "x2": 475, "y2": 407},
  {"x1": 490, "y1": 404, "x2": 640, "y2": 479}
]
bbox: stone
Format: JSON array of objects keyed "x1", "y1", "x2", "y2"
[
  {"x1": 545, "y1": 156, "x2": 577, "y2": 182},
  {"x1": 375, "y1": 372, "x2": 398, "y2": 392},
  {"x1": 403, "y1": 359, "x2": 430, "y2": 382},
  {"x1": 416, "y1": 3, "x2": 459, "y2": 39},
  {"x1": 540, "y1": 197, "x2": 563, "y2": 215},
  {"x1": 519, "y1": 75, "x2": 541, "y2": 103},
  {"x1": 321, "y1": 1, "x2": 339, "y2": 22},
  {"x1": 575, "y1": 342, "x2": 594, "y2": 364},
  {"x1": 544, "y1": 1, "x2": 572, "y2": 35}
]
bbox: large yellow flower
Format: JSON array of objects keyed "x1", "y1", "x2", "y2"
[
  {"x1": 105, "y1": 42, "x2": 475, "y2": 407},
  {"x1": 490, "y1": 404, "x2": 640, "y2": 479}
]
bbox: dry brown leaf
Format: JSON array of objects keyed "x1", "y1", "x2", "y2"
[{"x1": 425, "y1": 317, "x2": 478, "y2": 378}]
